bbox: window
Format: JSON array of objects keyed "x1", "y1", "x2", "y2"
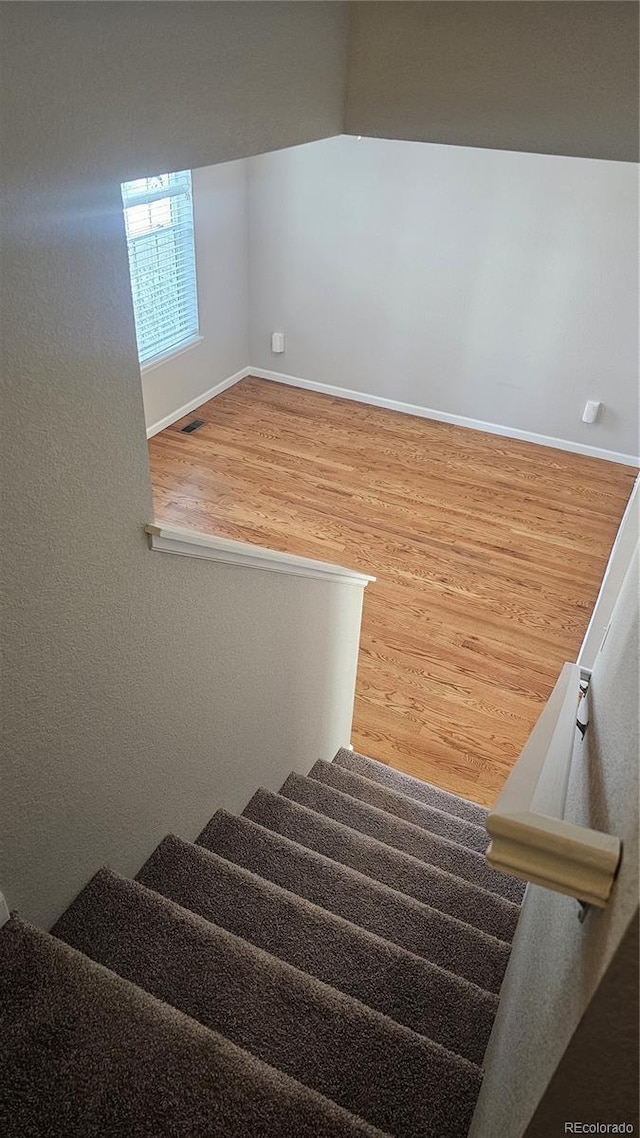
[{"x1": 121, "y1": 171, "x2": 199, "y2": 367}]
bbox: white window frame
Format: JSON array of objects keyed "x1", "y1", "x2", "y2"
[{"x1": 121, "y1": 170, "x2": 200, "y2": 369}]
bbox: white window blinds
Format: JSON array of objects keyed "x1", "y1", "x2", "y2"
[{"x1": 121, "y1": 171, "x2": 199, "y2": 366}]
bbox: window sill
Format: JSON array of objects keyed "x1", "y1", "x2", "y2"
[{"x1": 140, "y1": 335, "x2": 203, "y2": 374}]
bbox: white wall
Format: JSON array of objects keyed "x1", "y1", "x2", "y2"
[
  {"x1": 248, "y1": 135, "x2": 639, "y2": 459},
  {"x1": 141, "y1": 161, "x2": 249, "y2": 433},
  {"x1": 1, "y1": 0, "x2": 351, "y2": 930}
]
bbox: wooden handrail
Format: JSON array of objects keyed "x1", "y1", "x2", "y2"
[
  {"x1": 144, "y1": 524, "x2": 376, "y2": 588},
  {"x1": 486, "y1": 663, "x2": 621, "y2": 908}
]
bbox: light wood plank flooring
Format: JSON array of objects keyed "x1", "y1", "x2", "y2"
[{"x1": 148, "y1": 377, "x2": 636, "y2": 806}]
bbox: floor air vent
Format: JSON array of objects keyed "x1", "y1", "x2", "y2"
[{"x1": 181, "y1": 419, "x2": 205, "y2": 434}]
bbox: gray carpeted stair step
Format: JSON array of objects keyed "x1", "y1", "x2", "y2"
[
  {"x1": 1, "y1": 915, "x2": 388, "y2": 1138},
  {"x1": 242, "y1": 789, "x2": 520, "y2": 942},
  {"x1": 334, "y1": 748, "x2": 488, "y2": 827},
  {"x1": 197, "y1": 810, "x2": 511, "y2": 993},
  {"x1": 138, "y1": 834, "x2": 497, "y2": 1065},
  {"x1": 279, "y1": 772, "x2": 525, "y2": 904},
  {"x1": 52, "y1": 869, "x2": 482, "y2": 1138},
  {"x1": 310, "y1": 759, "x2": 489, "y2": 853}
]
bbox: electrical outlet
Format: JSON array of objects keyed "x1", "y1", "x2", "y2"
[{"x1": 582, "y1": 400, "x2": 602, "y2": 424}]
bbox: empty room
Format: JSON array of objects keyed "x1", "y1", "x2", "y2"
[{"x1": 142, "y1": 134, "x2": 637, "y2": 806}]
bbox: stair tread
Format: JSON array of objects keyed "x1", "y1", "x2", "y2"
[
  {"x1": 334, "y1": 749, "x2": 488, "y2": 826},
  {"x1": 52, "y1": 869, "x2": 482, "y2": 1138},
  {"x1": 311, "y1": 759, "x2": 489, "y2": 853},
  {"x1": 280, "y1": 773, "x2": 524, "y2": 905},
  {"x1": 243, "y1": 788, "x2": 519, "y2": 941},
  {"x1": 138, "y1": 833, "x2": 497, "y2": 1065},
  {"x1": 197, "y1": 809, "x2": 511, "y2": 993},
  {"x1": 1, "y1": 915, "x2": 388, "y2": 1138}
]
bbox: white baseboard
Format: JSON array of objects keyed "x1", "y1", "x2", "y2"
[
  {"x1": 248, "y1": 368, "x2": 640, "y2": 468},
  {"x1": 145, "y1": 363, "x2": 640, "y2": 467},
  {"x1": 145, "y1": 367, "x2": 250, "y2": 439}
]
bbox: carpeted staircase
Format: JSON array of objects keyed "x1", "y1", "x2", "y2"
[{"x1": 1, "y1": 746, "x2": 526, "y2": 1137}]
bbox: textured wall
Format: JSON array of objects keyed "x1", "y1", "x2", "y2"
[
  {"x1": 141, "y1": 161, "x2": 250, "y2": 432},
  {"x1": 2, "y1": 2, "x2": 349, "y2": 184},
  {"x1": 469, "y1": 550, "x2": 640, "y2": 1137},
  {"x1": 0, "y1": 1, "x2": 351, "y2": 929},
  {"x1": 248, "y1": 135, "x2": 639, "y2": 459},
  {"x1": 346, "y1": 2, "x2": 639, "y2": 162},
  {"x1": 524, "y1": 912, "x2": 639, "y2": 1135}
]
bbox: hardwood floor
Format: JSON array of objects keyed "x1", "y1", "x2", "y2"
[{"x1": 148, "y1": 377, "x2": 636, "y2": 807}]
